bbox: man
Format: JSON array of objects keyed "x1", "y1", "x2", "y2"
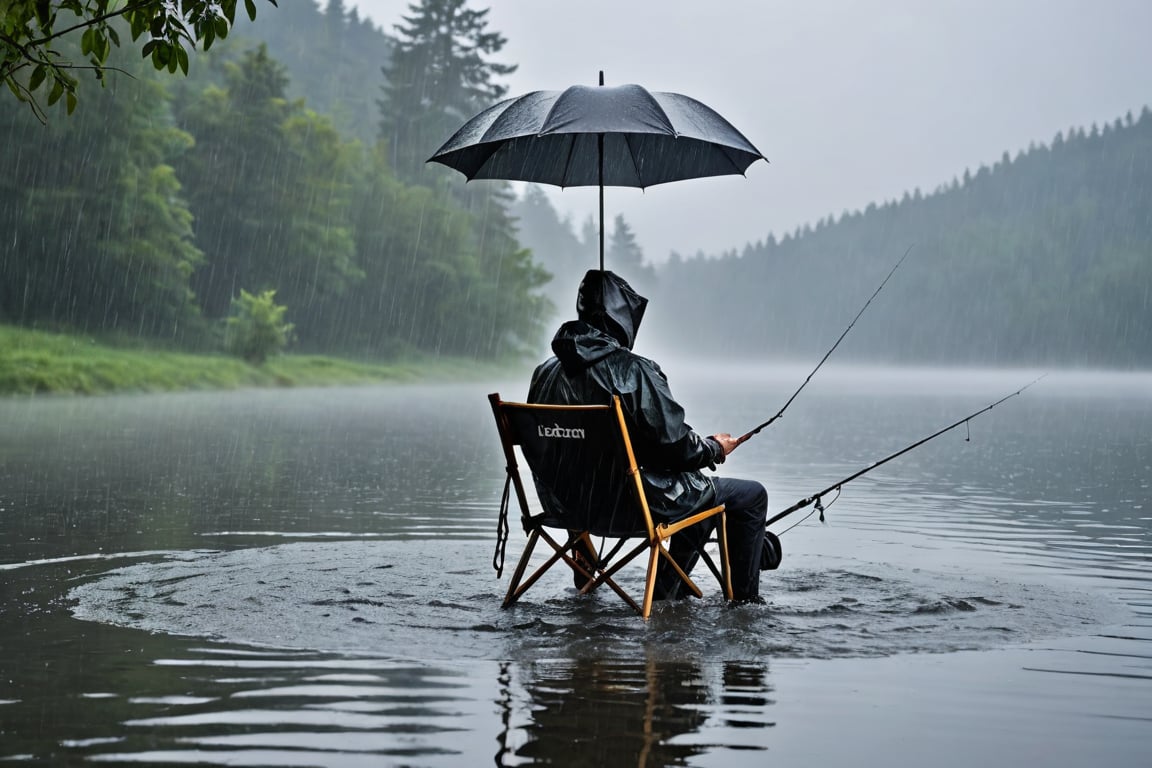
[{"x1": 528, "y1": 269, "x2": 769, "y2": 603}]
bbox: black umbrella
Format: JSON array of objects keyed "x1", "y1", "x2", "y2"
[{"x1": 427, "y1": 73, "x2": 766, "y2": 270}]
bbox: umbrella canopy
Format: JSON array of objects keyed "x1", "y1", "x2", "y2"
[{"x1": 427, "y1": 77, "x2": 766, "y2": 269}]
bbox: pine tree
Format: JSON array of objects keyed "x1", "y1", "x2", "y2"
[
  {"x1": 375, "y1": 0, "x2": 550, "y2": 355},
  {"x1": 607, "y1": 215, "x2": 655, "y2": 285},
  {"x1": 378, "y1": 0, "x2": 515, "y2": 184}
]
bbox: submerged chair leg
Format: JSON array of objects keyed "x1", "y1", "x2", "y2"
[
  {"x1": 717, "y1": 511, "x2": 733, "y2": 600},
  {"x1": 586, "y1": 539, "x2": 650, "y2": 615},
  {"x1": 571, "y1": 532, "x2": 599, "y2": 592},
  {"x1": 504, "y1": 529, "x2": 604, "y2": 608},
  {"x1": 642, "y1": 544, "x2": 662, "y2": 620},
  {"x1": 502, "y1": 529, "x2": 541, "y2": 608},
  {"x1": 656, "y1": 544, "x2": 704, "y2": 599},
  {"x1": 665, "y1": 511, "x2": 735, "y2": 603}
]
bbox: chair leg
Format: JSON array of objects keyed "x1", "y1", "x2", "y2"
[
  {"x1": 502, "y1": 529, "x2": 541, "y2": 608},
  {"x1": 642, "y1": 544, "x2": 661, "y2": 620},
  {"x1": 508, "y1": 529, "x2": 585, "y2": 605},
  {"x1": 571, "y1": 532, "x2": 598, "y2": 592},
  {"x1": 505, "y1": 522, "x2": 729, "y2": 617},
  {"x1": 587, "y1": 539, "x2": 650, "y2": 615},
  {"x1": 504, "y1": 530, "x2": 600, "y2": 608},
  {"x1": 663, "y1": 512, "x2": 734, "y2": 602},
  {"x1": 717, "y1": 511, "x2": 734, "y2": 600},
  {"x1": 656, "y1": 544, "x2": 703, "y2": 598},
  {"x1": 696, "y1": 547, "x2": 724, "y2": 586}
]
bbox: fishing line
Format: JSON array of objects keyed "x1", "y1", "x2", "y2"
[
  {"x1": 776, "y1": 486, "x2": 841, "y2": 536},
  {"x1": 768, "y1": 373, "x2": 1047, "y2": 530},
  {"x1": 736, "y1": 245, "x2": 914, "y2": 446}
]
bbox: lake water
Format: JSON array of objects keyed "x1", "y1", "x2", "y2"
[{"x1": 1, "y1": 365, "x2": 1149, "y2": 766}]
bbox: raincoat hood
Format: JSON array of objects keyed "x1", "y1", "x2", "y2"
[
  {"x1": 550, "y1": 270, "x2": 648, "y2": 375},
  {"x1": 576, "y1": 269, "x2": 648, "y2": 349}
]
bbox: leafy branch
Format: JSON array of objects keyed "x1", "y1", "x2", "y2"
[{"x1": 1, "y1": 0, "x2": 277, "y2": 120}]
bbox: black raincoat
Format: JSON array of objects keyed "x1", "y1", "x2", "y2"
[{"x1": 528, "y1": 270, "x2": 724, "y2": 520}]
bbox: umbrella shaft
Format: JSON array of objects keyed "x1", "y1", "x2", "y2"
[
  {"x1": 598, "y1": 71, "x2": 605, "y2": 272},
  {"x1": 598, "y1": 133, "x2": 605, "y2": 272}
]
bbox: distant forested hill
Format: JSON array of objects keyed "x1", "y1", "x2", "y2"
[{"x1": 649, "y1": 108, "x2": 1152, "y2": 368}]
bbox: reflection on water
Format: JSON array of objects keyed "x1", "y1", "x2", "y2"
[
  {"x1": 94, "y1": 650, "x2": 497, "y2": 766},
  {"x1": 0, "y1": 635, "x2": 773, "y2": 767},
  {"x1": 0, "y1": 369, "x2": 1150, "y2": 766},
  {"x1": 505, "y1": 657, "x2": 772, "y2": 766}
]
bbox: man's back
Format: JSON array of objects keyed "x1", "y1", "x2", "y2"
[
  {"x1": 528, "y1": 270, "x2": 723, "y2": 521},
  {"x1": 528, "y1": 269, "x2": 770, "y2": 602}
]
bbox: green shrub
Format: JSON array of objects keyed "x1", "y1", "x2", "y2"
[{"x1": 224, "y1": 289, "x2": 295, "y2": 365}]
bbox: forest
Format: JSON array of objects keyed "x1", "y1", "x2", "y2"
[
  {"x1": 2, "y1": 0, "x2": 1149, "y2": 368},
  {"x1": 1, "y1": 0, "x2": 549, "y2": 360},
  {"x1": 649, "y1": 110, "x2": 1152, "y2": 367}
]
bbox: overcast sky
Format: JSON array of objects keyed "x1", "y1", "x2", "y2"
[{"x1": 347, "y1": 0, "x2": 1152, "y2": 262}]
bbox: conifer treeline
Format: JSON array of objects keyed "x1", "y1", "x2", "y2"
[{"x1": 647, "y1": 109, "x2": 1152, "y2": 367}]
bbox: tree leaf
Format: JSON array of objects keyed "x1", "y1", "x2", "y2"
[
  {"x1": 34, "y1": 0, "x2": 52, "y2": 27},
  {"x1": 29, "y1": 65, "x2": 46, "y2": 92},
  {"x1": 129, "y1": 14, "x2": 146, "y2": 40},
  {"x1": 5, "y1": 75, "x2": 28, "y2": 102}
]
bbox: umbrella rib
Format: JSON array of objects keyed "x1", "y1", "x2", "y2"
[
  {"x1": 717, "y1": 145, "x2": 758, "y2": 177},
  {"x1": 467, "y1": 142, "x2": 510, "y2": 181},
  {"x1": 622, "y1": 133, "x2": 645, "y2": 188},
  {"x1": 560, "y1": 134, "x2": 580, "y2": 189}
]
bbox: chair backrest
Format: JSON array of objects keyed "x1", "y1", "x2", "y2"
[{"x1": 489, "y1": 393, "x2": 654, "y2": 538}]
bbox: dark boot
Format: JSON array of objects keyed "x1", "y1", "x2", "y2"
[{"x1": 571, "y1": 537, "x2": 598, "y2": 590}]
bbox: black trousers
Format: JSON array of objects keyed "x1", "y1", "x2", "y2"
[{"x1": 657, "y1": 477, "x2": 768, "y2": 601}]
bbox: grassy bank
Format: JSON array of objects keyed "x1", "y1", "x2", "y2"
[{"x1": 0, "y1": 326, "x2": 517, "y2": 397}]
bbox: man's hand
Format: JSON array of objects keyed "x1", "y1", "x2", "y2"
[{"x1": 711, "y1": 433, "x2": 739, "y2": 457}]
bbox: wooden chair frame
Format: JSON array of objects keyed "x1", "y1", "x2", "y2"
[{"x1": 489, "y1": 392, "x2": 733, "y2": 619}]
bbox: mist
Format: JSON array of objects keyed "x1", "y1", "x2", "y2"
[{"x1": 355, "y1": 0, "x2": 1152, "y2": 262}]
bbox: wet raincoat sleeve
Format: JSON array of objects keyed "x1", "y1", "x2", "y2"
[{"x1": 619, "y1": 358, "x2": 724, "y2": 472}]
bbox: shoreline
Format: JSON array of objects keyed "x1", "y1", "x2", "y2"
[{"x1": 0, "y1": 325, "x2": 528, "y2": 398}]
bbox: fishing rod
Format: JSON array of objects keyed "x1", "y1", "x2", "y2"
[
  {"x1": 736, "y1": 245, "x2": 914, "y2": 446},
  {"x1": 767, "y1": 374, "x2": 1047, "y2": 528}
]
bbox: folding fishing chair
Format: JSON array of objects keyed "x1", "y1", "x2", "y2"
[{"x1": 488, "y1": 392, "x2": 733, "y2": 619}]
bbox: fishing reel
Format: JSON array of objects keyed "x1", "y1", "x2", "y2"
[{"x1": 760, "y1": 530, "x2": 783, "y2": 571}]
